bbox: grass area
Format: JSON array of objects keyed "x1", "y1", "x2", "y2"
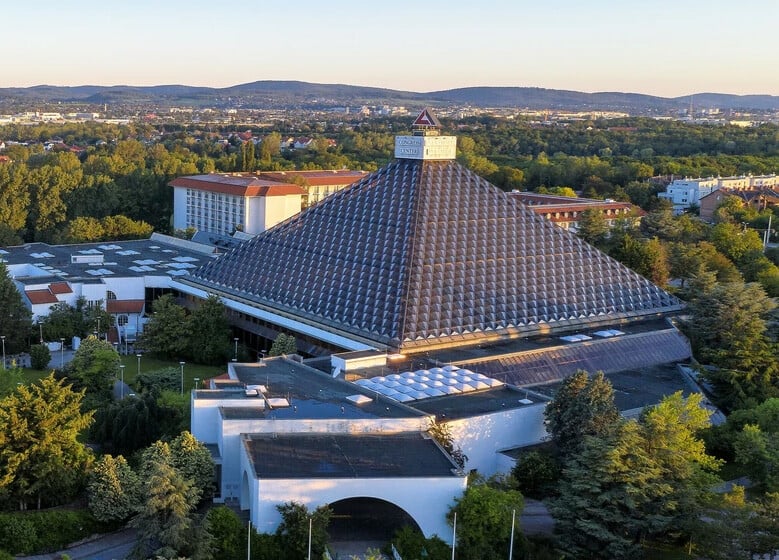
[
  {"x1": 21, "y1": 368, "x2": 50, "y2": 385},
  {"x1": 119, "y1": 354, "x2": 224, "y2": 390}
]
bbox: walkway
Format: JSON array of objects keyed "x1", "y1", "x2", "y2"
[{"x1": 22, "y1": 528, "x2": 136, "y2": 560}]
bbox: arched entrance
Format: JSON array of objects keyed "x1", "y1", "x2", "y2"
[{"x1": 327, "y1": 497, "x2": 422, "y2": 542}]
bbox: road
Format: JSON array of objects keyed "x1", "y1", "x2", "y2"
[{"x1": 22, "y1": 528, "x2": 136, "y2": 560}]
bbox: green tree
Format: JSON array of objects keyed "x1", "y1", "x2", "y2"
[
  {"x1": 734, "y1": 424, "x2": 779, "y2": 491},
  {"x1": 0, "y1": 366, "x2": 24, "y2": 397},
  {"x1": 131, "y1": 457, "x2": 199, "y2": 558},
  {"x1": 240, "y1": 141, "x2": 255, "y2": 172},
  {"x1": 447, "y1": 481, "x2": 524, "y2": 560},
  {"x1": 140, "y1": 294, "x2": 190, "y2": 359},
  {"x1": 29, "y1": 344, "x2": 50, "y2": 370},
  {"x1": 511, "y1": 450, "x2": 561, "y2": 499},
  {"x1": 169, "y1": 431, "x2": 214, "y2": 503},
  {"x1": 544, "y1": 370, "x2": 620, "y2": 456},
  {"x1": 610, "y1": 235, "x2": 669, "y2": 286},
  {"x1": 87, "y1": 454, "x2": 141, "y2": 522},
  {"x1": 269, "y1": 332, "x2": 297, "y2": 356},
  {"x1": 187, "y1": 294, "x2": 231, "y2": 365},
  {"x1": 0, "y1": 262, "x2": 33, "y2": 354},
  {"x1": 551, "y1": 420, "x2": 671, "y2": 560},
  {"x1": 428, "y1": 421, "x2": 467, "y2": 469},
  {"x1": 259, "y1": 132, "x2": 282, "y2": 164},
  {"x1": 67, "y1": 335, "x2": 120, "y2": 406},
  {"x1": 0, "y1": 375, "x2": 93, "y2": 510},
  {"x1": 0, "y1": 162, "x2": 29, "y2": 235},
  {"x1": 205, "y1": 506, "x2": 244, "y2": 560},
  {"x1": 275, "y1": 502, "x2": 332, "y2": 560},
  {"x1": 577, "y1": 208, "x2": 610, "y2": 246},
  {"x1": 684, "y1": 281, "x2": 779, "y2": 408}
]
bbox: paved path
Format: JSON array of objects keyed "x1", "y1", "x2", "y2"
[
  {"x1": 520, "y1": 498, "x2": 555, "y2": 536},
  {"x1": 22, "y1": 528, "x2": 136, "y2": 560}
]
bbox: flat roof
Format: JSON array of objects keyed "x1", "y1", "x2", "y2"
[
  {"x1": 243, "y1": 432, "x2": 461, "y2": 479},
  {"x1": 217, "y1": 359, "x2": 425, "y2": 420},
  {"x1": 410, "y1": 386, "x2": 547, "y2": 420},
  {"x1": 529, "y1": 364, "x2": 693, "y2": 412},
  {"x1": 1, "y1": 234, "x2": 217, "y2": 285}
]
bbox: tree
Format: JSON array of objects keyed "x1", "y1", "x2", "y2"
[
  {"x1": 275, "y1": 502, "x2": 332, "y2": 560},
  {"x1": 187, "y1": 294, "x2": 231, "y2": 365},
  {"x1": 0, "y1": 262, "x2": 33, "y2": 354},
  {"x1": 269, "y1": 332, "x2": 297, "y2": 356},
  {"x1": 428, "y1": 421, "x2": 467, "y2": 469},
  {"x1": 640, "y1": 392, "x2": 722, "y2": 534},
  {"x1": 610, "y1": 235, "x2": 669, "y2": 286},
  {"x1": 447, "y1": 481, "x2": 524, "y2": 560},
  {"x1": 239, "y1": 141, "x2": 255, "y2": 172},
  {"x1": 205, "y1": 506, "x2": 244, "y2": 560},
  {"x1": 140, "y1": 294, "x2": 190, "y2": 359},
  {"x1": 28, "y1": 344, "x2": 50, "y2": 370},
  {"x1": 131, "y1": 458, "x2": 199, "y2": 558},
  {"x1": 734, "y1": 424, "x2": 779, "y2": 491},
  {"x1": 512, "y1": 450, "x2": 561, "y2": 499},
  {"x1": 259, "y1": 132, "x2": 282, "y2": 164},
  {"x1": 577, "y1": 208, "x2": 610, "y2": 246},
  {"x1": 67, "y1": 335, "x2": 120, "y2": 406},
  {"x1": 169, "y1": 431, "x2": 214, "y2": 503},
  {"x1": 551, "y1": 421, "x2": 671, "y2": 560},
  {"x1": 0, "y1": 374, "x2": 93, "y2": 510},
  {"x1": 87, "y1": 454, "x2": 141, "y2": 522},
  {"x1": 544, "y1": 370, "x2": 620, "y2": 456},
  {"x1": 684, "y1": 281, "x2": 779, "y2": 408}
]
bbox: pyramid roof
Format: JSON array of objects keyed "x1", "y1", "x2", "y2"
[{"x1": 186, "y1": 158, "x2": 682, "y2": 352}]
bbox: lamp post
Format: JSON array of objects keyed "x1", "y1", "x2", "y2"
[
  {"x1": 234, "y1": 337, "x2": 239, "y2": 361},
  {"x1": 1, "y1": 335, "x2": 5, "y2": 370},
  {"x1": 260, "y1": 349, "x2": 267, "y2": 363},
  {"x1": 97, "y1": 317, "x2": 101, "y2": 340},
  {"x1": 136, "y1": 353, "x2": 142, "y2": 378},
  {"x1": 38, "y1": 321, "x2": 43, "y2": 344},
  {"x1": 179, "y1": 361, "x2": 185, "y2": 395},
  {"x1": 119, "y1": 364, "x2": 125, "y2": 399},
  {"x1": 59, "y1": 338, "x2": 65, "y2": 369},
  {"x1": 194, "y1": 377, "x2": 200, "y2": 391}
]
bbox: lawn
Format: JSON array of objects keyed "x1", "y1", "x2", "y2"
[
  {"x1": 19, "y1": 356, "x2": 225, "y2": 393},
  {"x1": 118, "y1": 354, "x2": 225, "y2": 390}
]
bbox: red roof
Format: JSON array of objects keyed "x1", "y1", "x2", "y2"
[
  {"x1": 106, "y1": 300, "x2": 145, "y2": 314},
  {"x1": 169, "y1": 174, "x2": 306, "y2": 197},
  {"x1": 26, "y1": 289, "x2": 59, "y2": 304},
  {"x1": 49, "y1": 282, "x2": 73, "y2": 294},
  {"x1": 258, "y1": 170, "x2": 367, "y2": 187}
]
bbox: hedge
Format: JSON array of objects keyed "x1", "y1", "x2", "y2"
[{"x1": 0, "y1": 509, "x2": 106, "y2": 555}]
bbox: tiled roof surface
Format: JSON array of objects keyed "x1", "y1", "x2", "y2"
[
  {"x1": 105, "y1": 299, "x2": 145, "y2": 313},
  {"x1": 188, "y1": 159, "x2": 682, "y2": 351},
  {"x1": 25, "y1": 289, "x2": 59, "y2": 304}
]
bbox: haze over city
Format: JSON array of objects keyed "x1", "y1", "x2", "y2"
[{"x1": 5, "y1": 0, "x2": 779, "y2": 97}]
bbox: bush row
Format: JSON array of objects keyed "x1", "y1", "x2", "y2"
[{"x1": 0, "y1": 509, "x2": 106, "y2": 555}]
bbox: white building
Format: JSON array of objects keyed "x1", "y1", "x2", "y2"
[
  {"x1": 170, "y1": 174, "x2": 306, "y2": 236},
  {"x1": 659, "y1": 174, "x2": 779, "y2": 213},
  {"x1": 1, "y1": 234, "x2": 217, "y2": 346}
]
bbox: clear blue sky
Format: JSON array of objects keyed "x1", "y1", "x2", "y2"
[{"x1": 4, "y1": 0, "x2": 778, "y2": 97}]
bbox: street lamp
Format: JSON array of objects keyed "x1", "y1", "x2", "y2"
[
  {"x1": 260, "y1": 349, "x2": 267, "y2": 363},
  {"x1": 119, "y1": 364, "x2": 126, "y2": 400},
  {"x1": 179, "y1": 361, "x2": 186, "y2": 395},
  {"x1": 59, "y1": 338, "x2": 65, "y2": 369},
  {"x1": 38, "y1": 321, "x2": 43, "y2": 344},
  {"x1": 136, "y1": 353, "x2": 142, "y2": 378},
  {"x1": 1, "y1": 335, "x2": 5, "y2": 370},
  {"x1": 194, "y1": 377, "x2": 200, "y2": 391},
  {"x1": 97, "y1": 317, "x2": 101, "y2": 340},
  {"x1": 234, "y1": 337, "x2": 239, "y2": 361}
]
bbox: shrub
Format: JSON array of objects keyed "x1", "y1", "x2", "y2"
[
  {"x1": 0, "y1": 510, "x2": 103, "y2": 555},
  {"x1": 512, "y1": 450, "x2": 561, "y2": 499},
  {"x1": 30, "y1": 344, "x2": 52, "y2": 370}
]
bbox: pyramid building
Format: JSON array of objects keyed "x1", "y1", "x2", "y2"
[{"x1": 185, "y1": 110, "x2": 682, "y2": 354}]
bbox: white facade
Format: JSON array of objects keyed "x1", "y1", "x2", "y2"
[
  {"x1": 659, "y1": 174, "x2": 779, "y2": 213},
  {"x1": 394, "y1": 135, "x2": 457, "y2": 160},
  {"x1": 242, "y1": 467, "x2": 466, "y2": 541},
  {"x1": 172, "y1": 184, "x2": 302, "y2": 236}
]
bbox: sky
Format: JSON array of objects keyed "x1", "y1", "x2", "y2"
[{"x1": 4, "y1": 0, "x2": 779, "y2": 98}]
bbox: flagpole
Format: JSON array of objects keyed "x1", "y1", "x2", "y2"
[
  {"x1": 451, "y1": 511, "x2": 457, "y2": 560},
  {"x1": 508, "y1": 509, "x2": 516, "y2": 560}
]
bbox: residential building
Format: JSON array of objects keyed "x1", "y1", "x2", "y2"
[
  {"x1": 257, "y1": 169, "x2": 368, "y2": 207},
  {"x1": 170, "y1": 174, "x2": 305, "y2": 236},
  {"x1": 510, "y1": 192, "x2": 643, "y2": 232},
  {"x1": 659, "y1": 174, "x2": 779, "y2": 213}
]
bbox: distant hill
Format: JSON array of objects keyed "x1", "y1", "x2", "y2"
[{"x1": 1, "y1": 81, "x2": 777, "y2": 112}]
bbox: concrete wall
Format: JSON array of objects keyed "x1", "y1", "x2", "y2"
[
  {"x1": 242, "y1": 451, "x2": 466, "y2": 543},
  {"x1": 444, "y1": 403, "x2": 548, "y2": 477},
  {"x1": 172, "y1": 186, "x2": 187, "y2": 231},
  {"x1": 214, "y1": 412, "x2": 431, "y2": 502}
]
